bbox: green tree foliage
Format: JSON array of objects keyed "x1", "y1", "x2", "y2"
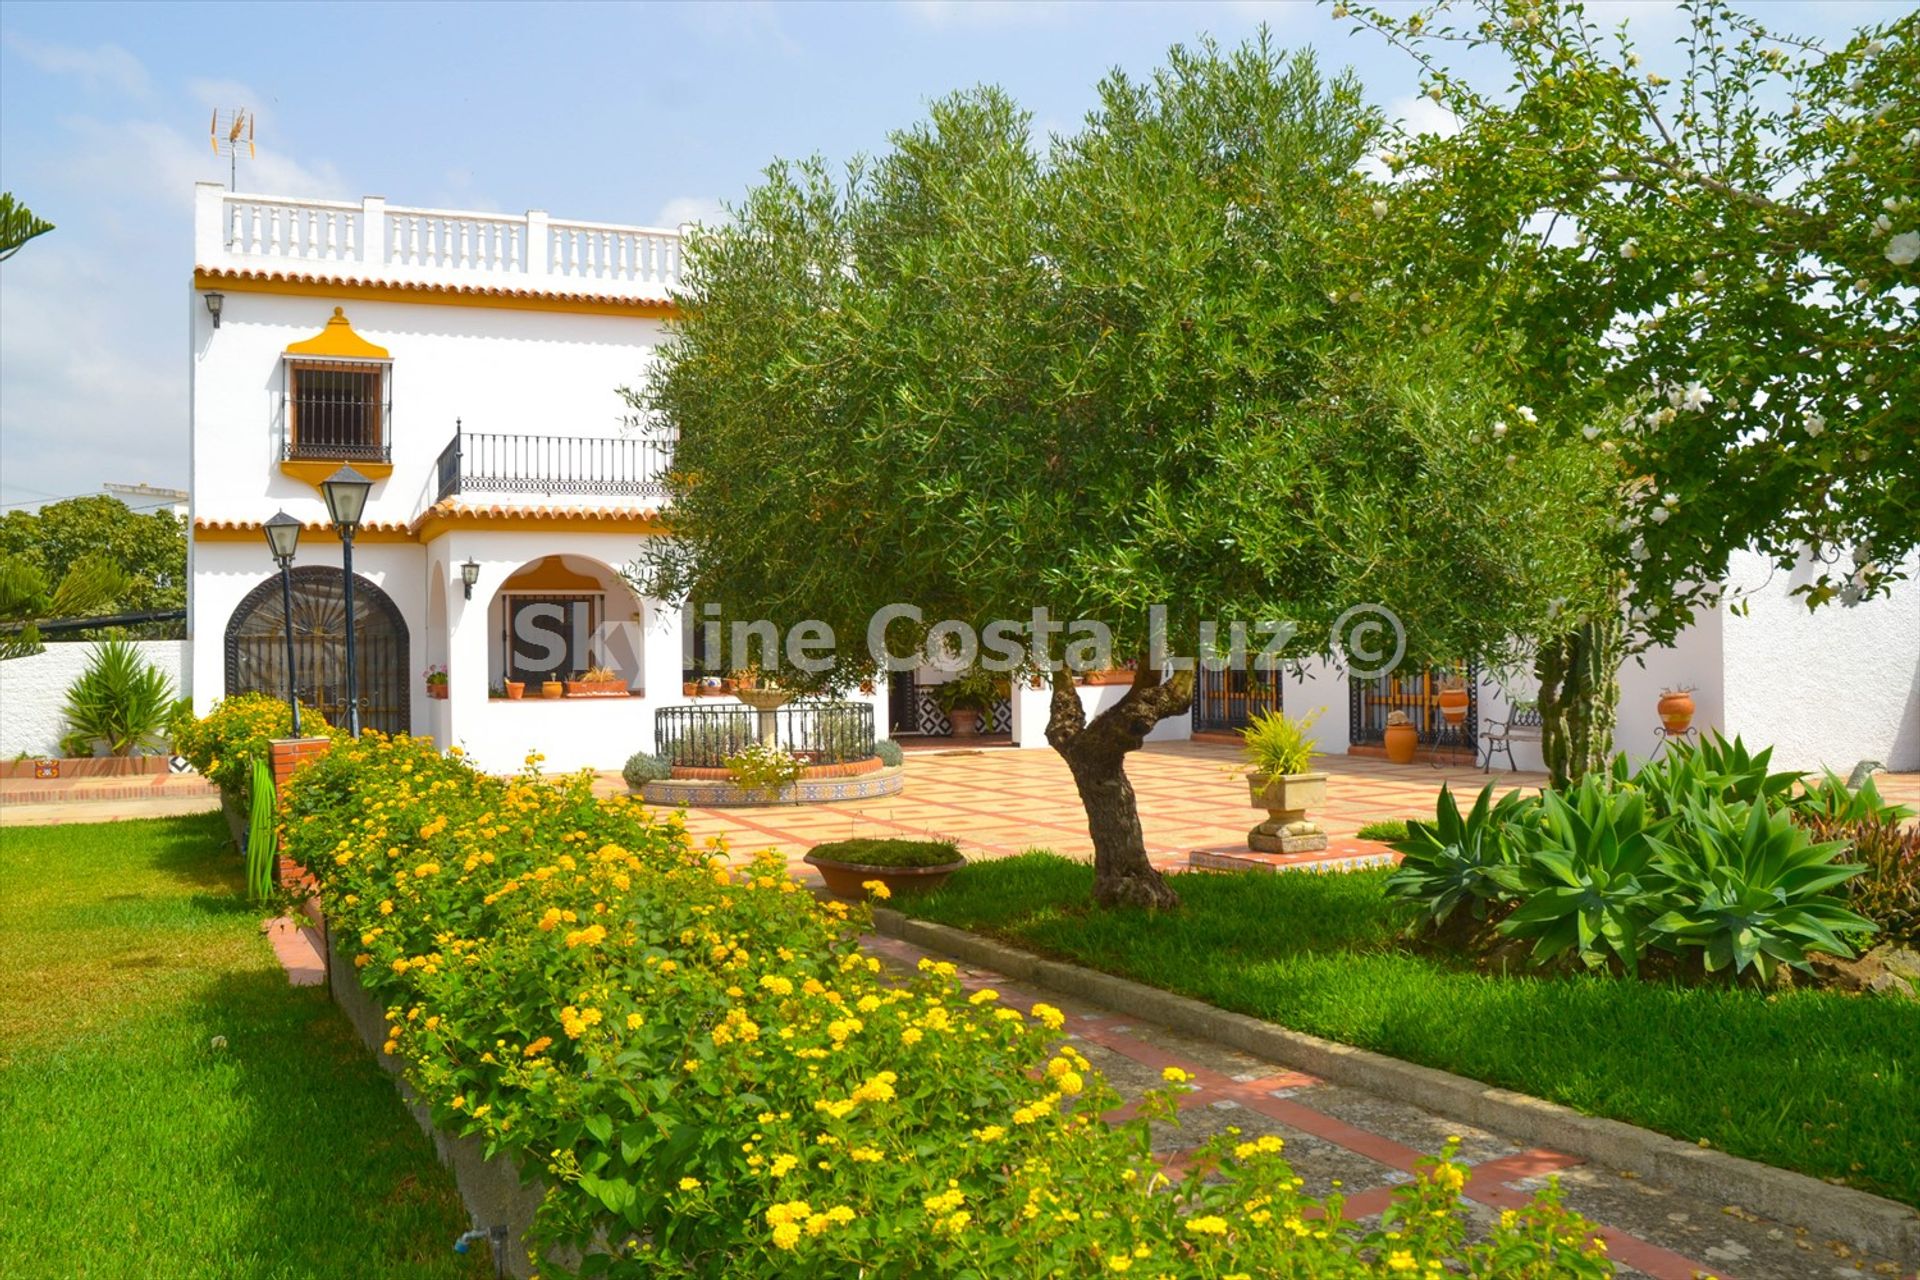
[
  {"x1": 0, "y1": 193, "x2": 55, "y2": 262},
  {"x1": 1343, "y1": 0, "x2": 1918, "y2": 781},
  {"x1": 634, "y1": 37, "x2": 1613, "y2": 908},
  {"x1": 0, "y1": 496, "x2": 185, "y2": 655}
]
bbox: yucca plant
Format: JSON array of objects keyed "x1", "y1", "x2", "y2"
[
  {"x1": 59, "y1": 638, "x2": 178, "y2": 757},
  {"x1": 1384, "y1": 782, "x2": 1536, "y2": 931},
  {"x1": 1647, "y1": 800, "x2": 1875, "y2": 984},
  {"x1": 1497, "y1": 775, "x2": 1670, "y2": 975}
]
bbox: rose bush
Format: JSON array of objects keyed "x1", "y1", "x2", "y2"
[{"x1": 284, "y1": 732, "x2": 1613, "y2": 1278}]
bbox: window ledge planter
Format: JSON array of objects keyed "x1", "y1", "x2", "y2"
[
  {"x1": 803, "y1": 850, "x2": 968, "y2": 900},
  {"x1": 565, "y1": 679, "x2": 632, "y2": 698},
  {"x1": 1081, "y1": 668, "x2": 1135, "y2": 686}
]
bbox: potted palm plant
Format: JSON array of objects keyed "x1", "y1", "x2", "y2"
[
  {"x1": 934, "y1": 668, "x2": 1004, "y2": 737},
  {"x1": 1240, "y1": 709, "x2": 1328, "y2": 853}
]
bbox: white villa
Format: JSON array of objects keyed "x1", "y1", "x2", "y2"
[{"x1": 185, "y1": 183, "x2": 1919, "y2": 776}]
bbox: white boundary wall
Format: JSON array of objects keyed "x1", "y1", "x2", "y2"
[{"x1": 0, "y1": 640, "x2": 191, "y2": 758}]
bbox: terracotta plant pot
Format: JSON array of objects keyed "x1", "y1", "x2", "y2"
[
  {"x1": 1082, "y1": 668, "x2": 1135, "y2": 686},
  {"x1": 1438, "y1": 688, "x2": 1469, "y2": 725},
  {"x1": 1383, "y1": 722, "x2": 1419, "y2": 764},
  {"x1": 505, "y1": 682, "x2": 525, "y2": 700},
  {"x1": 683, "y1": 681, "x2": 699, "y2": 696},
  {"x1": 804, "y1": 852, "x2": 968, "y2": 901},
  {"x1": 426, "y1": 682, "x2": 448, "y2": 700},
  {"x1": 541, "y1": 680, "x2": 564, "y2": 700},
  {"x1": 948, "y1": 708, "x2": 982, "y2": 737},
  {"x1": 1658, "y1": 691, "x2": 1696, "y2": 734}
]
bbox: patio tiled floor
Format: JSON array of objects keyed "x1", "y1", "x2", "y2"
[{"x1": 595, "y1": 741, "x2": 1555, "y2": 875}]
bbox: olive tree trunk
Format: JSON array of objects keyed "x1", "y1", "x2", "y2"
[
  {"x1": 1534, "y1": 605, "x2": 1622, "y2": 790},
  {"x1": 1045, "y1": 655, "x2": 1194, "y2": 910}
]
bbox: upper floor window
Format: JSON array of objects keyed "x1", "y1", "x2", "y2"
[
  {"x1": 287, "y1": 360, "x2": 388, "y2": 461},
  {"x1": 280, "y1": 307, "x2": 393, "y2": 463}
]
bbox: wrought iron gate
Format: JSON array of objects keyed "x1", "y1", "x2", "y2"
[
  {"x1": 1191, "y1": 666, "x2": 1284, "y2": 733},
  {"x1": 1349, "y1": 662, "x2": 1477, "y2": 752},
  {"x1": 225, "y1": 566, "x2": 411, "y2": 735}
]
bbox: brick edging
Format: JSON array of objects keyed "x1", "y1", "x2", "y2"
[{"x1": 871, "y1": 909, "x2": 1920, "y2": 1266}]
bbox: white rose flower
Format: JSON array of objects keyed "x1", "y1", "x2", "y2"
[
  {"x1": 1650, "y1": 506, "x2": 1670, "y2": 524},
  {"x1": 1516, "y1": 405, "x2": 1537, "y2": 424},
  {"x1": 1371, "y1": 199, "x2": 1389, "y2": 220},
  {"x1": 1874, "y1": 213, "x2": 1893, "y2": 235},
  {"x1": 1681, "y1": 383, "x2": 1712, "y2": 412},
  {"x1": 1886, "y1": 231, "x2": 1920, "y2": 266},
  {"x1": 1803, "y1": 411, "x2": 1826, "y2": 437},
  {"x1": 1866, "y1": 39, "x2": 1886, "y2": 55},
  {"x1": 1629, "y1": 537, "x2": 1651, "y2": 563},
  {"x1": 1692, "y1": 268, "x2": 1709, "y2": 286},
  {"x1": 1492, "y1": 421, "x2": 1508, "y2": 439},
  {"x1": 1903, "y1": 128, "x2": 1920, "y2": 150},
  {"x1": 1620, "y1": 238, "x2": 1640, "y2": 260}
]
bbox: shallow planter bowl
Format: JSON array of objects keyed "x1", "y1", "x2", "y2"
[{"x1": 804, "y1": 852, "x2": 968, "y2": 901}]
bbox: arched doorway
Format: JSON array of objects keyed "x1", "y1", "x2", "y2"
[{"x1": 224, "y1": 566, "x2": 411, "y2": 734}]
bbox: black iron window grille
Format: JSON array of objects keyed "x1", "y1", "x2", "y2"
[{"x1": 284, "y1": 359, "x2": 391, "y2": 462}]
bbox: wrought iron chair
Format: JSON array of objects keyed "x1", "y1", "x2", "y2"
[{"x1": 1480, "y1": 702, "x2": 1543, "y2": 773}]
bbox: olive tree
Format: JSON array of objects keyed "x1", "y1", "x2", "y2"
[
  {"x1": 1347, "y1": 0, "x2": 1920, "y2": 782},
  {"x1": 633, "y1": 37, "x2": 1612, "y2": 908}
]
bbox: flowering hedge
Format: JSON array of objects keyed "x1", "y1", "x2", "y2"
[
  {"x1": 174, "y1": 692, "x2": 334, "y2": 805},
  {"x1": 284, "y1": 733, "x2": 1612, "y2": 1278}
]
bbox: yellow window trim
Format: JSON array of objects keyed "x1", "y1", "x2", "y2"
[{"x1": 285, "y1": 307, "x2": 391, "y2": 360}]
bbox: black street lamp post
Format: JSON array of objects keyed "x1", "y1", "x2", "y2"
[
  {"x1": 320, "y1": 466, "x2": 373, "y2": 736},
  {"x1": 262, "y1": 510, "x2": 303, "y2": 735}
]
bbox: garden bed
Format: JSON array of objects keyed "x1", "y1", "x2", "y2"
[{"x1": 898, "y1": 852, "x2": 1920, "y2": 1207}]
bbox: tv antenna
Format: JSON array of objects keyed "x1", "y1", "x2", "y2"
[{"x1": 209, "y1": 108, "x2": 255, "y2": 191}]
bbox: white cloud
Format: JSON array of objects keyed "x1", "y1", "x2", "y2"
[
  {"x1": 1387, "y1": 93, "x2": 1460, "y2": 140},
  {"x1": 1, "y1": 33, "x2": 150, "y2": 97},
  {"x1": 653, "y1": 196, "x2": 728, "y2": 229}
]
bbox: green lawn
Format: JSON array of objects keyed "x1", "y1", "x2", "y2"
[
  {"x1": 901, "y1": 852, "x2": 1920, "y2": 1207},
  {"x1": 0, "y1": 814, "x2": 487, "y2": 1280}
]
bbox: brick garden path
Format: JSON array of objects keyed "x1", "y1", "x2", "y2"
[{"x1": 862, "y1": 932, "x2": 1908, "y2": 1280}]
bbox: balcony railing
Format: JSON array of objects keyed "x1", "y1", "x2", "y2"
[
  {"x1": 434, "y1": 424, "x2": 673, "y2": 503},
  {"x1": 196, "y1": 187, "x2": 683, "y2": 298}
]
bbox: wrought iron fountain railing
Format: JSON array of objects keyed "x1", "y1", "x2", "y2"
[{"x1": 654, "y1": 702, "x2": 875, "y2": 767}]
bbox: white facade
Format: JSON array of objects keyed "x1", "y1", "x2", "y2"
[
  {"x1": 183, "y1": 185, "x2": 1916, "y2": 777},
  {"x1": 186, "y1": 185, "x2": 715, "y2": 773}
]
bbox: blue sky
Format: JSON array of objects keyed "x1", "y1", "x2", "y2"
[{"x1": 0, "y1": 0, "x2": 1899, "y2": 512}]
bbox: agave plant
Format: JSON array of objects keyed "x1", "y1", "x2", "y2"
[
  {"x1": 1647, "y1": 799, "x2": 1876, "y2": 984},
  {"x1": 1384, "y1": 782, "x2": 1536, "y2": 931},
  {"x1": 1497, "y1": 774, "x2": 1670, "y2": 975},
  {"x1": 59, "y1": 638, "x2": 178, "y2": 757}
]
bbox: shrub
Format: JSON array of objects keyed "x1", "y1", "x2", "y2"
[
  {"x1": 808, "y1": 838, "x2": 962, "y2": 869},
  {"x1": 285, "y1": 736, "x2": 1611, "y2": 1278},
  {"x1": 662, "y1": 714, "x2": 756, "y2": 766},
  {"x1": 1391, "y1": 753, "x2": 1882, "y2": 984},
  {"x1": 1354, "y1": 818, "x2": 1409, "y2": 843},
  {"x1": 1385, "y1": 784, "x2": 1535, "y2": 931},
  {"x1": 173, "y1": 692, "x2": 333, "y2": 805},
  {"x1": 872, "y1": 739, "x2": 903, "y2": 768},
  {"x1": 621, "y1": 751, "x2": 672, "y2": 789},
  {"x1": 723, "y1": 740, "x2": 805, "y2": 794},
  {"x1": 1240, "y1": 708, "x2": 1321, "y2": 779},
  {"x1": 1801, "y1": 812, "x2": 1920, "y2": 946},
  {"x1": 58, "y1": 638, "x2": 177, "y2": 757}
]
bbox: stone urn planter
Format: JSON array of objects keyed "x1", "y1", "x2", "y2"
[
  {"x1": 804, "y1": 845, "x2": 968, "y2": 900},
  {"x1": 1658, "y1": 688, "x2": 1696, "y2": 734},
  {"x1": 1383, "y1": 714, "x2": 1418, "y2": 764},
  {"x1": 1245, "y1": 770, "x2": 1328, "y2": 854},
  {"x1": 947, "y1": 707, "x2": 982, "y2": 737}
]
